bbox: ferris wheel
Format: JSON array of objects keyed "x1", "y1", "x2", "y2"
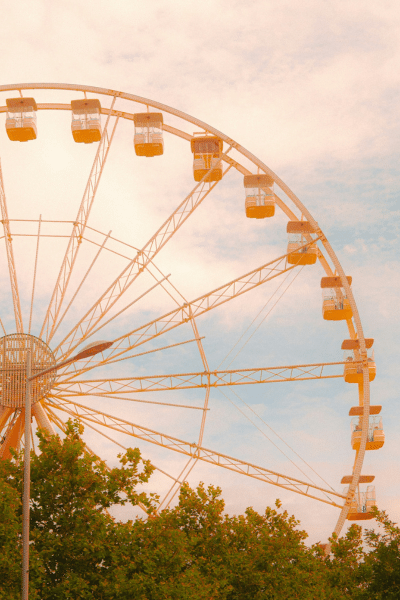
[{"x1": 0, "y1": 83, "x2": 383, "y2": 541}]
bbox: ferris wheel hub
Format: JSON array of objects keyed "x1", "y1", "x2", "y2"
[{"x1": 0, "y1": 334, "x2": 56, "y2": 407}]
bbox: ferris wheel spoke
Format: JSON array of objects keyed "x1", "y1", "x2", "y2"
[
  {"x1": 44, "y1": 402, "x2": 151, "y2": 517},
  {"x1": 0, "y1": 406, "x2": 13, "y2": 431},
  {"x1": 40, "y1": 98, "x2": 120, "y2": 344},
  {"x1": 50, "y1": 390, "x2": 209, "y2": 412},
  {"x1": 45, "y1": 395, "x2": 344, "y2": 507},
  {"x1": 32, "y1": 402, "x2": 56, "y2": 435},
  {"x1": 188, "y1": 312, "x2": 209, "y2": 448},
  {"x1": 46, "y1": 402, "x2": 183, "y2": 486},
  {"x1": 28, "y1": 215, "x2": 42, "y2": 335},
  {"x1": 0, "y1": 407, "x2": 14, "y2": 453},
  {"x1": 61, "y1": 255, "x2": 187, "y2": 354},
  {"x1": 0, "y1": 410, "x2": 24, "y2": 460},
  {"x1": 0, "y1": 161, "x2": 24, "y2": 333},
  {"x1": 44, "y1": 403, "x2": 122, "y2": 475},
  {"x1": 54, "y1": 158, "x2": 233, "y2": 361},
  {"x1": 190, "y1": 311, "x2": 209, "y2": 373},
  {"x1": 56, "y1": 360, "x2": 346, "y2": 396},
  {"x1": 45, "y1": 404, "x2": 74, "y2": 434},
  {"x1": 158, "y1": 456, "x2": 198, "y2": 511},
  {"x1": 153, "y1": 317, "x2": 209, "y2": 512},
  {"x1": 49, "y1": 230, "x2": 112, "y2": 341},
  {"x1": 58, "y1": 336, "x2": 203, "y2": 380},
  {"x1": 146, "y1": 262, "x2": 187, "y2": 306},
  {"x1": 56, "y1": 248, "x2": 302, "y2": 382},
  {"x1": 108, "y1": 247, "x2": 299, "y2": 356},
  {"x1": 66, "y1": 273, "x2": 171, "y2": 348},
  {"x1": 30, "y1": 424, "x2": 36, "y2": 455}
]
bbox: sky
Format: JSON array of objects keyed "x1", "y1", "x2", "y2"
[{"x1": 0, "y1": 0, "x2": 399, "y2": 545}]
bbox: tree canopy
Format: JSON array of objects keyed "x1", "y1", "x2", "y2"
[{"x1": 0, "y1": 421, "x2": 399, "y2": 599}]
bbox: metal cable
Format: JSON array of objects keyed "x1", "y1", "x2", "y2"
[
  {"x1": 28, "y1": 215, "x2": 42, "y2": 335},
  {"x1": 216, "y1": 258, "x2": 336, "y2": 496},
  {"x1": 225, "y1": 265, "x2": 305, "y2": 368},
  {"x1": 219, "y1": 387, "x2": 335, "y2": 503},
  {"x1": 229, "y1": 385, "x2": 337, "y2": 493},
  {"x1": 218, "y1": 265, "x2": 303, "y2": 369}
]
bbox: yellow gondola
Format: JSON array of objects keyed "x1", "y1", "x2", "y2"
[
  {"x1": 244, "y1": 174, "x2": 275, "y2": 218},
  {"x1": 321, "y1": 276, "x2": 353, "y2": 320},
  {"x1": 191, "y1": 136, "x2": 223, "y2": 182},
  {"x1": 347, "y1": 486, "x2": 377, "y2": 520},
  {"x1": 342, "y1": 338, "x2": 376, "y2": 383},
  {"x1": 133, "y1": 113, "x2": 164, "y2": 157},
  {"x1": 286, "y1": 220, "x2": 317, "y2": 264},
  {"x1": 71, "y1": 99, "x2": 102, "y2": 143},
  {"x1": 6, "y1": 98, "x2": 37, "y2": 142},
  {"x1": 351, "y1": 416, "x2": 384, "y2": 451}
]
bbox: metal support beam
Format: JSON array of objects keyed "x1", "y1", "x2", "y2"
[
  {"x1": 41, "y1": 98, "x2": 119, "y2": 343},
  {"x1": 57, "y1": 250, "x2": 303, "y2": 382},
  {"x1": 57, "y1": 360, "x2": 348, "y2": 396},
  {"x1": 54, "y1": 160, "x2": 233, "y2": 360},
  {"x1": 0, "y1": 161, "x2": 23, "y2": 333},
  {"x1": 47, "y1": 396, "x2": 345, "y2": 508}
]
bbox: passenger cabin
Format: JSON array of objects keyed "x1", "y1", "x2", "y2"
[
  {"x1": 346, "y1": 485, "x2": 377, "y2": 520},
  {"x1": 286, "y1": 221, "x2": 317, "y2": 264},
  {"x1": 243, "y1": 174, "x2": 275, "y2": 219},
  {"x1": 133, "y1": 112, "x2": 164, "y2": 157},
  {"x1": 351, "y1": 416, "x2": 384, "y2": 451},
  {"x1": 191, "y1": 136, "x2": 223, "y2": 182},
  {"x1": 321, "y1": 276, "x2": 353, "y2": 321},
  {"x1": 71, "y1": 99, "x2": 102, "y2": 143},
  {"x1": 6, "y1": 97, "x2": 37, "y2": 142},
  {"x1": 342, "y1": 338, "x2": 376, "y2": 384}
]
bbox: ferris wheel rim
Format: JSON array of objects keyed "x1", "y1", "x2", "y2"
[{"x1": 0, "y1": 82, "x2": 374, "y2": 540}]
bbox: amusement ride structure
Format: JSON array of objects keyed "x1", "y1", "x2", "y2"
[{"x1": 0, "y1": 84, "x2": 383, "y2": 548}]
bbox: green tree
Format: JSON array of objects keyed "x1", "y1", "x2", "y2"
[
  {"x1": 0, "y1": 420, "x2": 156, "y2": 599},
  {"x1": 5, "y1": 420, "x2": 398, "y2": 599},
  {"x1": 115, "y1": 482, "x2": 357, "y2": 599},
  {"x1": 359, "y1": 508, "x2": 400, "y2": 599},
  {"x1": 0, "y1": 475, "x2": 27, "y2": 600},
  {"x1": 324, "y1": 524, "x2": 365, "y2": 598}
]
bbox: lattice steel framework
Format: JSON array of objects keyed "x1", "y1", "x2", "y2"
[{"x1": 0, "y1": 83, "x2": 378, "y2": 543}]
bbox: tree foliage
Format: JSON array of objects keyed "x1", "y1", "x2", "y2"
[
  {"x1": 0, "y1": 421, "x2": 399, "y2": 599},
  {"x1": 0, "y1": 421, "x2": 156, "y2": 599},
  {"x1": 359, "y1": 508, "x2": 400, "y2": 599}
]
